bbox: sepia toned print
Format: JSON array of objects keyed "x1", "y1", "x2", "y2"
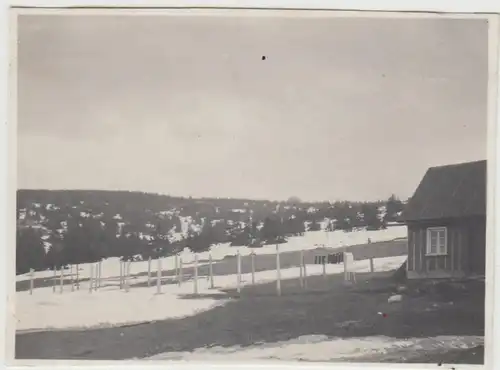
[{"x1": 11, "y1": 9, "x2": 493, "y2": 364}]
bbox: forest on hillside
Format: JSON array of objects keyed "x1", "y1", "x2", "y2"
[{"x1": 16, "y1": 190, "x2": 406, "y2": 274}]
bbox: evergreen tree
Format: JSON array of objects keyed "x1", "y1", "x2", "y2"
[
  {"x1": 308, "y1": 218, "x2": 321, "y2": 232},
  {"x1": 120, "y1": 233, "x2": 142, "y2": 261},
  {"x1": 283, "y1": 216, "x2": 305, "y2": 236},
  {"x1": 45, "y1": 231, "x2": 65, "y2": 268},
  {"x1": 385, "y1": 194, "x2": 404, "y2": 222},
  {"x1": 229, "y1": 221, "x2": 254, "y2": 246},
  {"x1": 16, "y1": 226, "x2": 47, "y2": 274},
  {"x1": 362, "y1": 203, "x2": 383, "y2": 230},
  {"x1": 251, "y1": 221, "x2": 260, "y2": 238},
  {"x1": 147, "y1": 217, "x2": 173, "y2": 257},
  {"x1": 336, "y1": 217, "x2": 352, "y2": 231},
  {"x1": 211, "y1": 220, "x2": 229, "y2": 244},
  {"x1": 287, "y1": 196, "x2": 301, "y2": 205},
  {"x1": 187, "y1": 221, "x2": 214, "y2": 253},
  {"x1": 325, "y1": 219, "x2": 335, "y2": 232},
  {"x1": 61, "y1": 219, "x2": 84, "y2": 265},
  {"x1": 152, "y1": 237, "x2": 171, "y2": 258},
  {"x1": 101, "y1": 219, "x2": 120, "y2": 258},
  {"x1": 150, "y1": 216, "x2": 173, "y2": 257},
  {"x1": 282, "y1": 218, "x2": 294, "y2": 236},
  {"x1": 62, "y1": 216, "x2": 105, "y2": 264},
  {"x1": 261, "y1": 216, "x2": 286, "y2": 244},
  {"x1": 260, "y1": 217, "x2": 274, "y2": 242},
  {"x1": 173, "y1": 216, "x2": 182, "y2": 232}
]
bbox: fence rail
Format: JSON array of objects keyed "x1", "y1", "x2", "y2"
[{"x1": 23, "y1": 249, "x2": 374, "y2": 296}]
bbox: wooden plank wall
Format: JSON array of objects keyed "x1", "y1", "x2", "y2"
[
  {"x1": 467, "y1": 217, "x2": 486, "y2": 274},
  {"x1": 407, "y1": 223, "x2": 464, "y2": 274}
]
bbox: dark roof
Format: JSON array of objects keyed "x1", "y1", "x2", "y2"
[{"x1": 402, "y1": 160, "x2": 486, "y2": 222}]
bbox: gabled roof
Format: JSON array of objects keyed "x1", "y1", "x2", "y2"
[{"x1": 402, "y1": 160, "x2": 486, "y2": 222}]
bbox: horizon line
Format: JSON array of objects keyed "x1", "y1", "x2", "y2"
[{"x1": 16, "y1": 187, "x2": 407, "y2": 205}]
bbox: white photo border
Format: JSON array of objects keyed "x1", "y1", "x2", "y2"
[{"x1": 1, "y1": 3, "x2": 500, "y2": 370}]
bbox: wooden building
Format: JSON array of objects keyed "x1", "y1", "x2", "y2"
[{"x1": 402, "y1": 160, "x2": 486, "y2": 279}]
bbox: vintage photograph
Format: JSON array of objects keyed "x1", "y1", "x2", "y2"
[{"x1": 12, "y1": 9, "x2": 491, "y2": 364}]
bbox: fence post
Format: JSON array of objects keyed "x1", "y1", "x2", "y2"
[
  {"x1": 251, "y1": 252, "x2": 255, "y2": 285},
  {"x1": 93, "y1": 263, "x2": 97, "y2": 290},
  {"x1": 125, "y1": 261, "x2": 131, "y2": 292},
  {"x1": 236, "y1": 251, "x2": 241, "y2": 294},
  {"x1": 76, "y1": 264, "x2": 80, "y2": 290},
  {"x1": 93, "y1": 263, "x2": 97, "y2": 291},
  {"x1": 89, "y1": 264, "x2": 94, "y2": 293},
  {"x1": 148, "y1": 256, "x2": 152, "y2": 287},
  {"x1": 193, "y1": 254, "x2": 199, "y2": 295},
  {"x1": 276, "y1": 244, "x2": 281, "y2": 296},
  {"x1": 98, "y1": 260, "x2": 102, "y2": 288},
  {"x1": 70, "y1": 265, "x2": 74, "y2": 292},
  {"x1": 122, "y1": 260, "x2": 126, "y2": 289},
  {"x1": 209, "y1": 253, "x2": 214, "y2": 289},
  {"x1": 343, "y1": 252, "x2": 356, "y2": 283},
  {"x1": 53, "y1": 266, "x2": 57, "y2": 293},
  {"x1": 159, "y1": 257, "x2": 162, "y2": 284},
  {"x1": 123, "y1": 261, "x2": 127, "y2": 292},
  {"x1": 370, "y1": 257, "x2": 374, "y2": 273},
  {"x1": 323, "y1": 258, "x2": 327, "y2": 279},
  {"x1": 299, "y1": 250, "x2": 304, "y2": 288},
  {"x1": 343, "y1": 252, "x2": 348, "y2": 281},
  {"x1": 29, "y1": 268, "x2": 34, "y2": 295},
  {"x1": 119, "y1": 260, "x2": 123, "y2": 289},
  {"x1": 179, "y1": 257, "x2": 183, "y2": 286},
  {"x1": 122, "y1": 260, "x2": 127, "y2": 291},
  {"x1": 59, "y1": 267, "x2": 64, "y2": 294},
  {"x1": 156, "y1": 258, "x2": 162, "y2": 294},
  {"x1": 303, "y1": 255, "x2": 308, "y2": 289},
  {"x1": 174, "y1": 254, "x2": 179, "y2": 281}
]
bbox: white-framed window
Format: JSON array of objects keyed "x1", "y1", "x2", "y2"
[{"x1": 426, "y1": 227, "x2": 447, "y2": 255}]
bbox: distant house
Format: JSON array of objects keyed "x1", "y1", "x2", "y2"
[{"x1": 402, "y1": 160, "x2": 486, "y2": 279}]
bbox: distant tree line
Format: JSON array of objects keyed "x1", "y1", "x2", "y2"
[{"x1": 15, "y1": 190, "x2": 405, "y2": 274}]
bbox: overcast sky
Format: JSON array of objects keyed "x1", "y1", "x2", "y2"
[{"x1": 17, "y1": 14, "x2": 488, "y2": 202}]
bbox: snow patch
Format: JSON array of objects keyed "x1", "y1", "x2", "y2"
[
  {"x1": 16, "y1": 255, "x2": 406, "y2": 331},
  {"x1": 145, "y1": 335, "x2": 483, "y2": 361}
]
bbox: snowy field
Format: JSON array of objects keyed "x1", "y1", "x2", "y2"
[
  {"x1": 16, "y1": 255, "x2": 407, "y2": 332},
  {"x1": 15, "y1": 226, "x2": 484, "y2": 363},
  {"x1": 144, "y1": 334, "x2": 483, "y2": 362}
]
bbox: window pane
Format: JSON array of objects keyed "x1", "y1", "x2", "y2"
[
  {"x1": 439, "y1": 244, "x2": 446, "y2": 254},
  {"x1": 430, "y1": 234, "x2": 437, "y2": 253},
  {"x1": 427, "y1": 228, "x2": 446, "y2": 254},
  {"x1": 430, "y1": 233, "x2": 438, "y2": 245}
]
